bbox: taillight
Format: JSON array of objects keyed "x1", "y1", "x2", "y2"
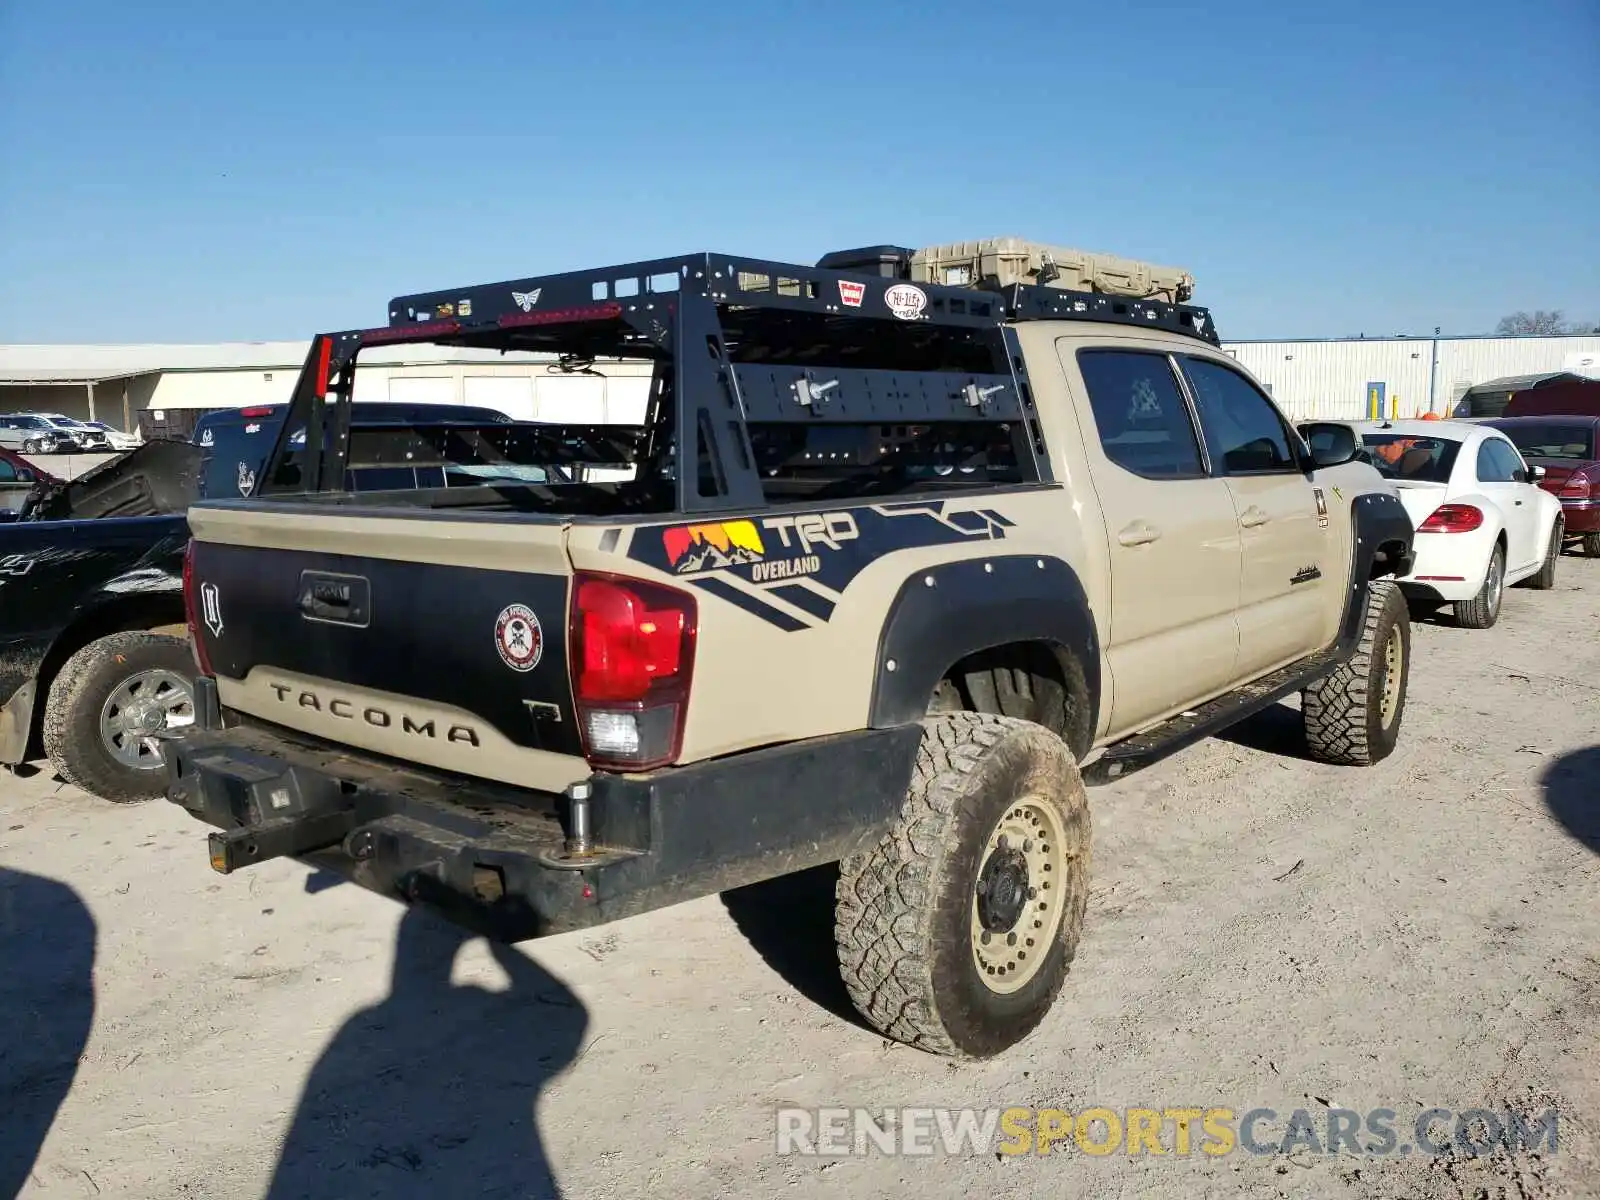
[
  {"x1": 1559, "y1": 472, "x2": 1593, "y2": 499},
  {"x1": 568, "y1": 572, "x2": 697, "y2": 771},
  {"x1": 182, "y1": 541, "x2": 215, "y2": 678},
  {"x1": 238, "y1": 406, "x2": 275, "y2": 418},
  {"x1": 1417, "y1": 503, "x2": 1485, "y2": 533}
]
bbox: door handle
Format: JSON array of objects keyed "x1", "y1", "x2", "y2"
[
  {"x1": 1239, "y1": 506, "x2": 1269, "y2": 529},
  {"x1": 1117, "y1": 521, "x2": 1162, "y2": 547}
]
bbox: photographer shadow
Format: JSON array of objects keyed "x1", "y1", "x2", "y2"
[
  {"x1": 0, "y1": 867, "x2": 96, "y2": 1199},
  {"x1": 265, "y1": 901, "x2": 588, "y2": 1200},
  {"x1": 1541, "y1": 745, "x2": 1599, "y2": 857}
]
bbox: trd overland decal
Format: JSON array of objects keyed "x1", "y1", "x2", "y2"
[{"x1": 620, "y1": 501, "x2": 1015, "y2": 631}]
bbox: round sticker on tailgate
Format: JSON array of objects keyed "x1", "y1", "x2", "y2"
[{"x1": 494, "y1": 603, "x2": 543, "y2": 672}]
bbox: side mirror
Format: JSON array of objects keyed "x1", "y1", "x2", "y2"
[
  {"x1": 1296, "y1": 421, "x2": 1360, "y2": 469},
  {"x1": 1529, "y1": 464, "x2": 1547, "y2": 482}
]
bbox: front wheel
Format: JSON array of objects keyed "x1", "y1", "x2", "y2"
[
  {"x1": 1302, "y1": 580, "x2": 1410, "y2": 766},
  {"x1": 834, "y1": 712, "x2": 1091, "y2": 1058},
  {"x1": 1454, "y1": 543, "x2": 1505, "y2": 629},
  {"x1": 43, "y1": 631, "x2": 198, "y2": 802}
]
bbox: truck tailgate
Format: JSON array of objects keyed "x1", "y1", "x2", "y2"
[{"x1": 185, "y1": 503, "x2": 586, "y2": 792}]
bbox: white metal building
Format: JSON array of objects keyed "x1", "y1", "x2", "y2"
[
  {"x1": 1224, "y1": 334, "x2": 1600, "y2": 421},
  {"x1": 4, "y1": 332, "x2": 1598, "y2": 433},
  {"x1": 0, "y1": 342, "x2": 655, "y2": 436}
]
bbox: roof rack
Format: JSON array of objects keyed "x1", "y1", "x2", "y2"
[{"x1": 383, "y1": 249, "x2": 1221, "y2": 346}]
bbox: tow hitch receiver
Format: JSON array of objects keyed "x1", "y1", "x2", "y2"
[{"x1": 206, "y1": 811, "x2": 358, "y2": 874}]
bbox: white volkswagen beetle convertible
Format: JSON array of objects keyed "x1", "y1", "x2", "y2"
[{"x1": 1303, "y1": 419, "x2": 1566, "y2": 629}]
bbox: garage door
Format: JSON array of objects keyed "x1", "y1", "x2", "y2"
[
  {"x1": 463, "y1": 376, "x2": 535, "y2": 419},
  {"x1": 387, "y1": 377, "x2": 455, "y2": 405}
]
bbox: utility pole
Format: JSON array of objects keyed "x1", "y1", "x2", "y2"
[{"x1": 1427, "y1": 326, "x2": 1441, "y2": 414}]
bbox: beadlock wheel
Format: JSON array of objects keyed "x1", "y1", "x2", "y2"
[{"x1": 970, "y1": 796, "x2": 1070, "y2": 994}]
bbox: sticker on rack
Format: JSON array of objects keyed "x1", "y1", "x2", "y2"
[
  {"x1": 838, "y1": 280, "x2": 865, "y2": 308},
  {"x1": 200, "y1": 582, "x2": 223, "y2": 637},
  {"x1": 435, "y1": 302, "x2": 455, "y2": 318},
  {"x1": 458, "y1": 298, "x2": 473, "y2": 317},
  {"x1": 512, "y1": 288, "x2": 542, "y2": 312},
  {"x1": 494, "y1": 603, "x2": 544, "y2": 672},
  {"x1": 884, "y1": 284, "x2": 928, "y2": 320},
  {"x1": 1313, "y1": 486, "x2": 1329, "y2": 528}
]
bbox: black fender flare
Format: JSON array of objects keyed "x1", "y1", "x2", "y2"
[{"x1": 867, "y1": 554, "x2": 1101, "y2": 757}]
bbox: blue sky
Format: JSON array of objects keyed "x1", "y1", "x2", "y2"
[{"x1": 1, "y1": 0, "x2": 1595, "y2": 344}]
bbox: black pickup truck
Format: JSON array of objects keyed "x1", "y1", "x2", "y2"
[{"x1": 0, "y1": 402, "x2": 520, "y2": 801}]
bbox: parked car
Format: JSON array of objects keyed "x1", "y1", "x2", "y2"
[
  {"x1": 1316, "y1": 419, "x2": 1566, "y2": 628},
  {"x1": 30, "y1": 414, "x2": 114, "y2": 451},
  {"x1": 0, "y1": 448, "x2": 59, "y2": 518},
  {"x1": 0, "y1": 414, "x2": 81, "y2": 455},
  {"x1": 72, "y1": 418, "x2": 142, "y2": 451},
  {"x1": 1484, "y1": 414, "x2": 1600, "y2": 557}
]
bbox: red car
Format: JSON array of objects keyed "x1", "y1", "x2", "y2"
[
  {"x1": 1484, "y1": 415, "x2": 1600, "y2": 557},
  {"x1": 0, "y1": 446, "x2": 63, "y2": 516}
]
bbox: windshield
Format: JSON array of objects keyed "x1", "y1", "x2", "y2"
[
  {"x1": 1495, "y1": 423, "x2": 1596, "y2": 461},
  {"x1": 1358, "y1": 434, "x2": 1461, "y2": 482}
]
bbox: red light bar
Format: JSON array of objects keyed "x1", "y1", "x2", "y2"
[
  {"x1": 312, "y1": 335, "x2": 333, "y2": 398},
  {"x1": 361, "y1": 319, "x2": 462, "y2": 345},
  {"x1": 498, "y1": 302, "x2": 624, "y2": 329},
  {"x1": 238, "y1": 406, "x2": 275, "y2": 417}
]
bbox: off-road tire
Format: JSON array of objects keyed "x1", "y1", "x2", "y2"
[
  {"x1": 834, "y1": 712, "x2": 1090, "y2": 1059},
  {"x1": 1582, "y1": 532, "x2": 1600, "y2": 558},
  {"x1": 1454, "y1": 543, "x2": 1505, "y2": 630},
  {"x1": 43, "y1": 632, "x2": 196, "y2": 803},
  {"x1": 1526, "y1": 520, "x2": 1562, "y2": 590},
  {"x1": 1301, "y1": 580, "x2": 1409, "y2": 767}
]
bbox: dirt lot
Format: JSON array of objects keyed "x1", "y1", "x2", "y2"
[{"x1": 4, "y1": 557, "x2": 1598, "y2": 1200}]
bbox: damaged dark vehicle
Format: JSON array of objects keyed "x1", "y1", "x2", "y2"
[{"x1": 0, "y1": 440, "x2": 204, "y2": 801}]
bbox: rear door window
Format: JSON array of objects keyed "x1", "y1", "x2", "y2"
[{"x1": 1074, "y1": 350, "x2": 1206, "y2": 480}]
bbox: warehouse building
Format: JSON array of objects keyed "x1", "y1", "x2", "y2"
[
  {"x1": 0, "y1": 342, "x2": 654, "y2": 439},
  {"x1": 3, "y1": 332, "x2": 1598, "y2": 435},
  {"x1": 1224, "y1": 333, "x2": 1600, "y2": 421}
]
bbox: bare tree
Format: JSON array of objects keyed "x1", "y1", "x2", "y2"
[{"x1": 1496, "y1": 310, "x2": 1572, "y2": 335}]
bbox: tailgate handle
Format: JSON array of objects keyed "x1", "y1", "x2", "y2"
[{"x1": 298, "y1": 571, "x2": 371, "y2": 627}]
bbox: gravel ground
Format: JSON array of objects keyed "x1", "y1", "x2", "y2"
[{"x1": 4, "y1": 555, "x2": 1598, "y2": 1200}]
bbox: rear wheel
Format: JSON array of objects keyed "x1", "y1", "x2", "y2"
[
  {"x1": 834, "y1": 713, "x2": 1090, "y2": 1058},
  {"x1": 1582, "y1": 532, "x2": 1600, "y2": 558},
  {"x1": 1302, "y1": 580, "x2": 1409, "y2": 766},
  {"x1": 1454, "y1": 543, "x2": 1505, "y2": 630},
  {"x1": 43, "y1": 632, "x2": 197, "y2": 802},
  {"x1": 1526, "y1": 520, "x2": 1562, "y2": 590}
]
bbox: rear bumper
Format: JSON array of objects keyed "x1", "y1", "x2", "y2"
[
  {"x1": 166, "y1": 679, "x2": 922, "y2": 941},
  {"x1": 1559, "y1": 498, "x2": 1600, "y2": 534}
]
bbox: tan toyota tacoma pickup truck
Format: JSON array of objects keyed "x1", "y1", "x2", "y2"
[{"x1": 165, "y1": 238, "x2": 1415, "y2": 1059}]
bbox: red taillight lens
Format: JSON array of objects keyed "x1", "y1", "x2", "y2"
[
  {"x1": 181, "y1": 541, "x2": 215, "y2": 678},
  {"x1": 1417, "y1": 503, "x2": 1485, "y2": 533},
  {"x1": 1559, "y1": 472, "x2": 1593, "y2": 499},
  {"x1": 569, "y1": 572, "x2": 697, "y2": 770}
]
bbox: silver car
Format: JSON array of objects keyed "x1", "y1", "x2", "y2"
[{"x1": 0, "y1": 414, "x2": 75, "y2": 455}]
